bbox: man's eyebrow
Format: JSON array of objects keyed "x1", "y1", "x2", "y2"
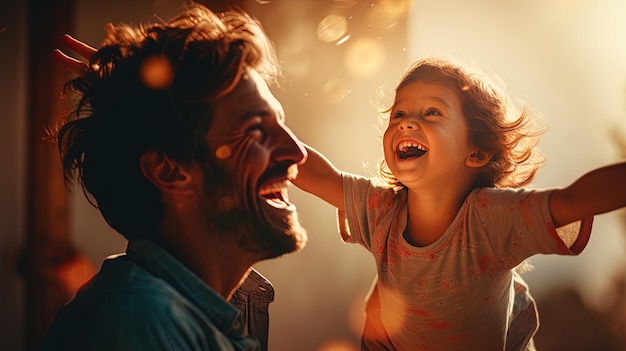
[
  {"x1": 242, "y1": 106, "x2": 286, "y2": 123},
  {"x1": 237, "y1": 109, "x2": 277, "y2": 126}
]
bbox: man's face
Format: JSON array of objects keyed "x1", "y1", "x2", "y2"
[{"x1": 200, "y1": 69, "x2": 308, "y2": 260}]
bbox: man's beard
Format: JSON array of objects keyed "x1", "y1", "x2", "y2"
[
  {"x1": 201, "y1": 162, "x2": 307, "y2": 261},
  {"x1": 210, "y1": 206, "x2": 307, "y2": 260}
]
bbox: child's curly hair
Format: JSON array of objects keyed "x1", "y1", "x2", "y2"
[{"x1": 380, "y1": 58, "x2": 545, "y2": 189}]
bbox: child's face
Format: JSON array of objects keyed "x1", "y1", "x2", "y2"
[{"x1": 383, "y1": 80, "x2": 476, "y2": 190}]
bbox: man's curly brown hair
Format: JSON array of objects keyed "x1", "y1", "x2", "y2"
[{"x1": 56, "y1": 3, "x2": 280, "y2": 239}]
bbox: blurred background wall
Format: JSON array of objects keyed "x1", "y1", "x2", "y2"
[{"x1": 1, "y1": 0, "x2": 624, "y2": 350}]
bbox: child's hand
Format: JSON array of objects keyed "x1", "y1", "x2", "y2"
[{"x1": 53, "y1": 34, "x2": 96, "y2": 74}]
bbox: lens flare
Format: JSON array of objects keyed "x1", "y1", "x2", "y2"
[
  {"x1": 140, "y1": 55, "x2": 173, "y2": 89},
  {"x1": 317, "y1": 14, "x2": 348, "y2": 43},
  {"x1": 344, "y1": 38, "x2": 385, "y2": 78},
  {"x1": 321, "y1": 78, "x2": 351, "y2": 103},
  {"x1": 215, "y1": 145, "x2": 232, "y2": 160}
]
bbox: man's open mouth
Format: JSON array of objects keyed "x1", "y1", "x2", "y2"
[
  {"x1": 259, "y1": 180, "x2": 290, "y2": 209},
  {"x1": 397, "y1": 140, "x2": 428, "y2": 159}
]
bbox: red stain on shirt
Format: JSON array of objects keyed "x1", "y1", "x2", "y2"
[
  {"x1": 427, "y1": 320, "x2": 452, "y2": 330},
  {"x1": 475, "y1": 194, "x2": 488, "y2": 208},
  {"x1": 412, "y1": 309, "x2": 431, "y2": 317}
]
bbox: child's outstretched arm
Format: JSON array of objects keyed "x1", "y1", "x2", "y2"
[
  {"x1": 293, "y1": 144, "x2": 345, "y2": 211},
  {"x1": 549, "y1": 162, "x2": 626, "y2": 228}
]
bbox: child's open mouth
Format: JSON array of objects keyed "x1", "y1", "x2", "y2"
[{"x1": 397, "y1": 141, "x2": 428, "y2": 159}]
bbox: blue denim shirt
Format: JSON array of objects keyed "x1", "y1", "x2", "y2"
[{"x1": 39, "y1": 239, "x2": 266, "y2": 351}]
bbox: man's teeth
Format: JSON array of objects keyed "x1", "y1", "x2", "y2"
[
  {"x1": 260, "y1": 184, "x2": 290, "y2": 209},
  {"x1": 259, "y1": 182, "x2": 289, "y2": 202}
]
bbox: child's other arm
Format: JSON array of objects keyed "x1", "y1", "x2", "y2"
[
  {"x1": 549, "y1": 162, "x2": 626, "y2": 228},
  {"x1": 292, "y1": 144, "x2": 345, "y2": 211}
]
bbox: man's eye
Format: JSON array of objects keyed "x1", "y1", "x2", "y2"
[{"x1": 246, "y1": 126, "x2": 265, "y2": 141}]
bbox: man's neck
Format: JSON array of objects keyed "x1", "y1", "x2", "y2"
[{"x1": 155, "y1": 216, "x2": 254, "y2": 299}]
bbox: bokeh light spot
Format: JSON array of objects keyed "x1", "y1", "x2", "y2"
[
  {"x1": 317, "y1": 14, "x2": 348, "y2": 43},
  {"x1": 365, "y1": 0, "x2": 409, "y2": 27},
  {"x1": 337, "y1": 35, "x2": 351, "y2": 46},
  {"x1": 140, "y1": 54, "x2": 173, "y2": 89},
  {"x1": 218, "y1": 196, "x2": 235, "y2": 211},
  {"x1": 348, "y1": 290, "x2": 367, "y2": 336},
  {"x1": 321, "y1": 78, "x2": 351, "y2": 103},
  {"x1": 276, "y1": 22, "x2": 315, "y2": 78},
  {"x1": 215, "y1": 144, "x2": 232, "y2": 160},
  {"x1": 378, "y1": 289, "x2": 408, "y2": 339},
  {"x1": 316, "y1": 339, "x2": 359, "y2": 351},
  {"x1": 344, "y1": 38, "x2": 385, "y2": 78},
  {"x1": 281, "y1": 51, "x2": 312, "y2": 79}
]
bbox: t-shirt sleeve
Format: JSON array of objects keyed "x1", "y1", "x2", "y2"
[
  {"x1": 471, "y1": 188, "x2": 593, "y2": 267},
  {"x1": 339, "y1": 173, "x2": 399, "y2": 252}
]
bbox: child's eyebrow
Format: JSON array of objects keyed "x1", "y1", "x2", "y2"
[
  {"x1": 392, "y1": 95, "x2": 453, "y2": 110},
  {"x1": 423, "y1": 95, "x2": 453, "y2": 110}
]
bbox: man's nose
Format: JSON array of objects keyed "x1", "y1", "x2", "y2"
[{"x1": 274, "y1": 126, "x2": 308, "y2": 165}]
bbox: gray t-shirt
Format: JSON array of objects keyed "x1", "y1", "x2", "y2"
[{"x1": 340, "y1": 173, "x2": 593, "y2": 351}]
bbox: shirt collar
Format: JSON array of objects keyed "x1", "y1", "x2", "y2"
[{"x1": 125, "y1": 239, "x2": 245, "y2": 336}]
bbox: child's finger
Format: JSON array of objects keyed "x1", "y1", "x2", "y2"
[
  {"x1": 53, "y1": 49, "x2": 89, "y2": 74},
  {"x1": 62, "y1": 34, "x2": 96, "y2": 61}
]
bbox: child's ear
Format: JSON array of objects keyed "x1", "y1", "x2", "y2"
[
  {"x1": 139, "y1": 150, "x2": 194, "y2": 194},
  {"x1": 466, "y1": 148, "x2": 493, "y2": 168}
]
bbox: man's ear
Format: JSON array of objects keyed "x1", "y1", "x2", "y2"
[
  {"x1": 466, "y1": 148, "x2": 493, "y2": 168},
  {"x1": 140, "y1": 150, "x2": 194, "y2": 194}
]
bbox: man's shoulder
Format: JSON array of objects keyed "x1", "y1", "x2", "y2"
[
  {"x1": 39, "y1": 258, "x2": 213, "y2": 351},
  {"x1": 67, "y1": 255, "x2": 196, "y2": 320}
]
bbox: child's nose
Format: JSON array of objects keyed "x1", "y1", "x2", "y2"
[{"x1": 399, "y1": 117, "x2": 419, "y2": 130}]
